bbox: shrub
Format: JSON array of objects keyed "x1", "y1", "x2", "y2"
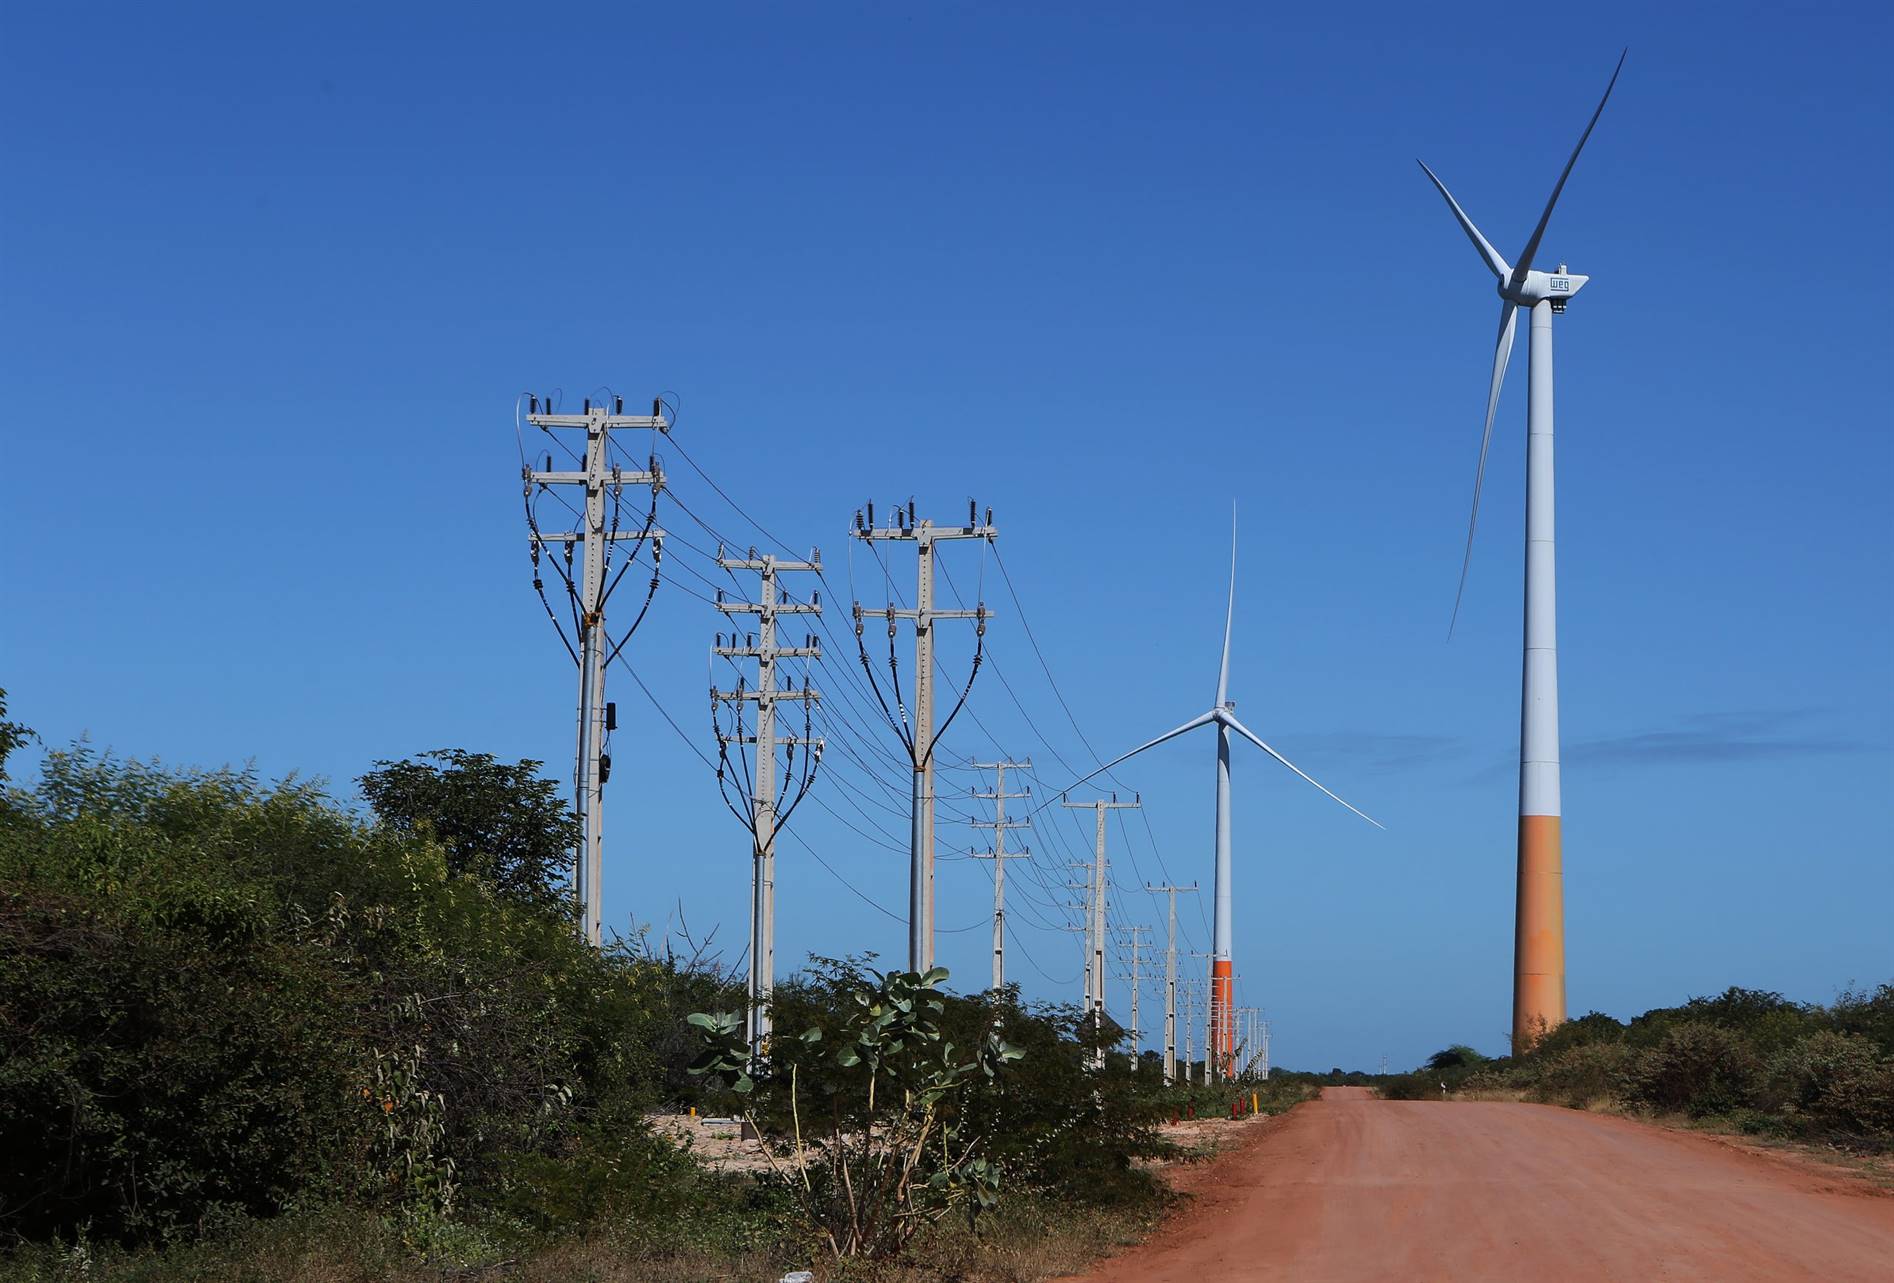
[
  {"x1": 1816, "y1": 1056, "x2": 1894, "y2": 1137},
  {"x1": 1623, "y1": 1022, "x2": 1760, "y2": 1118},
  {"x1": 1529, "y1": 1042, "x2": 1636, "y2": 1108},
  {"x1": 688, "y1": 965, "x2": 1024, "y2": 1260},
  {"x1": 1765, "y1": 1032, "x2": 1894, "y2": 1137}
]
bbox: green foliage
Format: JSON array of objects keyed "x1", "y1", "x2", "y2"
[
  {"x1": 1425, "y1": 1044, "x2": 1488, "y2": 1072},
  {"x1": 1, "y1": 738, "x2": 1304, "y2": 1278},
  {"x1": 0, "y1": 688, "x2": 33, "y2": 785},
  {"x1": 1409, "y1": 985, "x2": 1894, "y2": 1142},
  {"x1": 1526, "y1": 1042, "x2": 1637, "y2": 1108},
  {"x1": 688, "y1": 964, "x2": 1025, "y2": 1260},
  {"x1": 1762, "y1": 1031, "x2": 1894, "y2": 1136},
  {"x1": 0, "y1": 745, "x2": 740, "y2": 1247},
  {"x1": 359, "y1": 749, "x2": 578, "y2": 914},
  {"x1": 1831, "y1": 983, "x2": 1894, "y2": 1056},
  {"x1": 1626, "y1": 1023, "x2": 1762, "y2": 1117}
]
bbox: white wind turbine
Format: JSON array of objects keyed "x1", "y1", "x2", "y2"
[
  {"x1": 1060, "y1": 516, "x2": 1381, "y2": 1075},
  {"x1": 1418, "y1": 51, "x2": 1625, "y2": 1051}
]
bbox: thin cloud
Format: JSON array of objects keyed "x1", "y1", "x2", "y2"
[{"x1": 1567, "y1": 708, "x2": 1879, "y2": 767}]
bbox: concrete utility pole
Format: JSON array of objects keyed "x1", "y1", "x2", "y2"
[
  {"x1": 1063, "y1": 793, "x2": 1139, "y2": 1070},
  {"x1": 971, "y1": 760, "x2": 1032, "y2": 991},
  {"x1": 1120, "y1": 925, "x2": 1150, "y2": 1066},
  {"x1": 1146, "y1": 882, "x2": 1198, "y2": 1084},
  {"x1": 1181, "y1": 974, "x2": 1199, "y2": 1085},
  {"x1": 1063, "y1": 869, "x2": 1095, "y2": 1010},
  {"x1": 1186, "y1": 952, "x2": 1216, "y2": 1082},
  {"x1": 1260, "y1": 1019, "x2": 1271, "y2": 1080},
  {"x1": 712, "y1": 549, "x2": 823, "y2": 1061},
  {"x1": 852, "y1": 501, "x2": 996, "y2": 973},
  {"x1": 522, "y1": 395, "x2": 667, "y2": 945}
]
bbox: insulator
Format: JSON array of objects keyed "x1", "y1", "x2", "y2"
[
  {"x1": 749, "y1": 546, "x2": 757, "y2": 559},
  {"x1": 532, "y1": 577, "x2": 543, "y2": 590},
  {"x1": 606, "y1": 702, "x2": 617, "y2": 732},
  {"x1": 598, "y1": 753, "x2": 611, "y2": 784},
  {"x1": 986, "y1": 506, "x2": 994, "y2": 527},
  {"x1": 545, "y1": 454, "x2": 552, "y2": 473},
  {"x1": 855, "y1": 509, "x2": 864, "y2": 532},
  {"x1": 812, "y1": 590, "x2": 821, "y2": 607},
  {"x1": 907, "y1": 499, "x2": 916, "y2": 527},
  {"x1": 529, "y1": 395, "x2": 538, "y2": 413},
  {"x1": 866, "y1": 501, "x2": 875, "y2": 527},
  {"x1": 614, "y1": 396, "x2": 623, "y2": 414},
  {"x1": 583, "y1": 397, "x2": 590, "y2": 413},
  {"x1": 969, "y1": 499, "x2": 977, "y2": 526},
  {"x1": 716, "y1": 588, "x2": 724, "y2": 603}
]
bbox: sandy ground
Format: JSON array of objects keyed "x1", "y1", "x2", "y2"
[
  {"x1": 1062, "y1": 1086, "x2": 1894, "y2": 1283},
  {"x1": 647, "y1": 1111, "x2": 775, "y2": 1173}
]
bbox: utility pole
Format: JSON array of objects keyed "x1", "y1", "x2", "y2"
[
  {"x1": 1260, "y1": 1019, "x2": 1271, "y2": 1080},
  {"x1": 712, "y1": 548, "x2": 823, "y2": 1062},
  {"x1": 971, "y1": 760, "x2": 1032, "y2": 991},
  {"x1": 1120, "y1": 925, "x2": 1150, "y2": 1067},
  {"x1": 520, "y1": 394, "x2": 667, "y2": 945},
  {"x1": 852, "y1": 500, "x2": 996, "y2": 973},
  {"x1": 1062, "y1": 869, "x2": 1095, "y2": 1011},
  {"x1": 1181, "y1": 974, "x2": 1200, "y2": 1086},
  {"x1": 1063, "y1": 794, "x2": 1139, "y2": 1069},
  {"x1": 1186, "y1": 951, "x2": 1215, "y2": 1083},
  {"x1": 1146, "y1": 882, "x2": 1198, "y2": 1084}
]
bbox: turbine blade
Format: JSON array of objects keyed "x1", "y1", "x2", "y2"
[
  {"x1": 1450, "y1": 300, "x2": 1519, "y2": 637},
  {"x1": 1051, "y1": 710, "x2": 1218, "y2": 802},
  {"x1": 1217, "y1": 506, "x2": 1235, "y2": 707},
  {"x1": 1417, "y1": 160, "x2": 1510, "y2": 281},
  {"x1": 1509, "y1": 49, "x2": 1627, "y2": 287},
  {"x1": 1220, "y1": 712, "x2": 1385, "y2": 830}
]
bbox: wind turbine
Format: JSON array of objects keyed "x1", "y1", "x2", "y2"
[
  {"x1": 1060, "y1": 517, "x2": 1381, "y2": 1075},
  {"x1": 1418, "y1": 51, "x2": 1625, "y2": 1052}
]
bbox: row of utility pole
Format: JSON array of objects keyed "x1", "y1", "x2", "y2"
[{"x1": 516, "y1": 409, "x2": 1271, "y2": 1075}]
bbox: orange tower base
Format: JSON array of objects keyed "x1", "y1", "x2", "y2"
[
  {"x1": 1512, "y1": 814, "x2": 1566, "y2": 1052},
  {"x1": 1211, "y1": 958, "x2": 1235, "y2": 1074}
]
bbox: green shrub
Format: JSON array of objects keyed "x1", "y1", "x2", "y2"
[
  {"x1": 1830, "y1": 983, "x2": 1894, "y2": 1057},
  {"x1": 1623, "y1": 1022, "x2": 1760, "y2": 1118},
  {"x1": 1765, "y1": 1032, "x2": 1894, "y2": 1137},
  {"x1": 1528, "y1": 1042, "x2": 1636, "y2": 1108},
  {"x1": 0, "y1": 746, "x2": 743, "y2": 1246}
]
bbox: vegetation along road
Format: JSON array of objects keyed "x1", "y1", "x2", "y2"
[{"x1": 1067, "y1": 1086, "x2": 1894, "y2": 1283}]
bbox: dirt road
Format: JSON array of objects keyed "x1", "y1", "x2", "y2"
[{"x1": 1067, "y1": 1086, "x2": 1894, "y2": 1282}]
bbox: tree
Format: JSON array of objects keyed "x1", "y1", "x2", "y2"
[
  {"x1": 1425, "y1": 1045, "x2": 1488, "y2": 1072},
  {"x1": 360, "y1": 750, "x2": 577, "y2": 914},
  {"x1": 0, "y1": 687, "x2": 33, "y2": 784}
]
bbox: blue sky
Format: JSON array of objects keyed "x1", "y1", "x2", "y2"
[{"x1": 3, "y1": 1, "x2": 1889, "y2": 1071}]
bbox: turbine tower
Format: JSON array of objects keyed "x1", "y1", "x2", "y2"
[
  {"x1": 1418, "y1": 51, "x2": 1625, "y2": 1052},
  {"x1": 1062, "y1": 515, "x2": 1380, "y2": 1073}
]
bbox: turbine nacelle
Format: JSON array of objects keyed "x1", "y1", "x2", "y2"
[{"x1": 1501, "y1": 268, "x2": 1590, "y2": 308}]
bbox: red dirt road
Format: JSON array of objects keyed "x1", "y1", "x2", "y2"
[{"x1": 1068, "y1": 1087, "x2": 1894, "y2": 1282}]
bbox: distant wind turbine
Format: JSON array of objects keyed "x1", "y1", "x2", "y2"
[
  {"x1": 1059, "y1": 514, "x2": 1380, "y2": 1074},
  {"x1": 1418, "y1": 50, "x2": 1625, "y2": 1051}
]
